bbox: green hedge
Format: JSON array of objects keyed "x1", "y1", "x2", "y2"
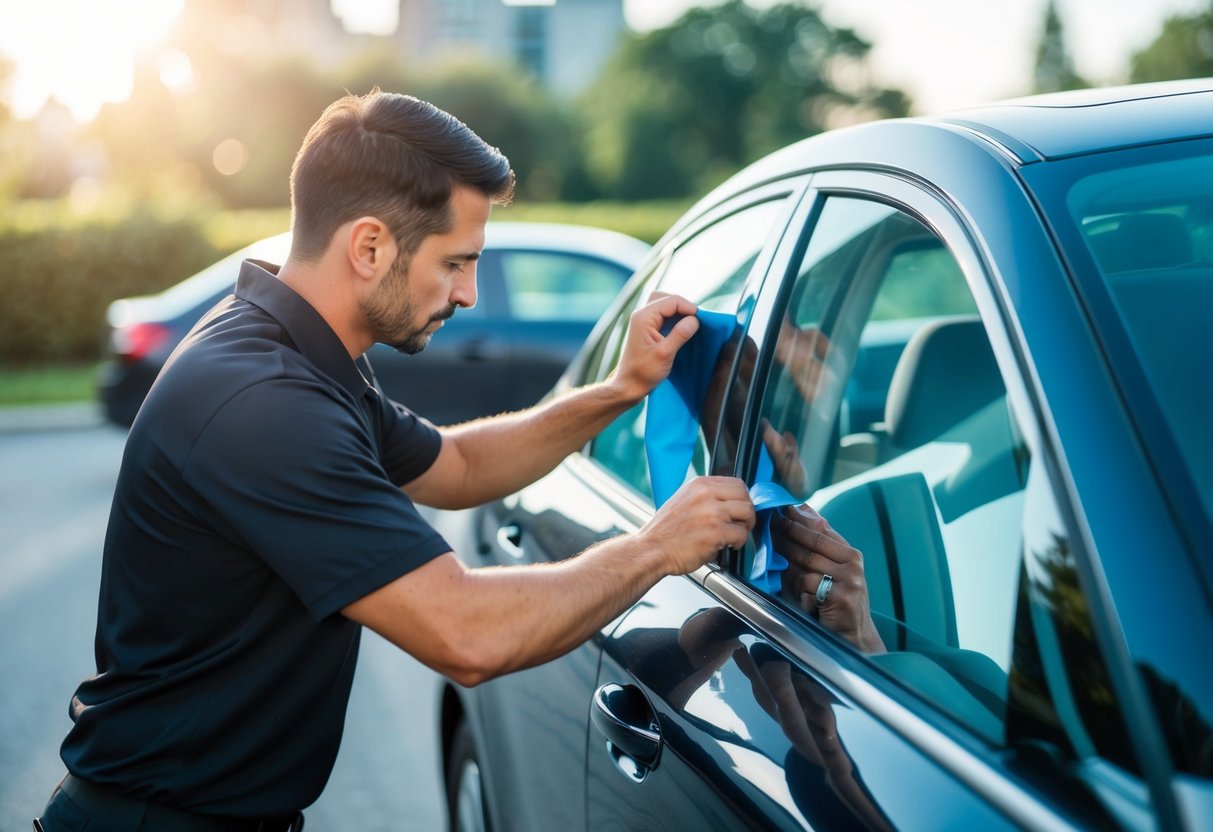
[
  {"x1": 0, "y1": 199, "x2": 688, "y2": 364},
  {"x1": 0, "y1": 214, "x2": 222, "y2": 363}
]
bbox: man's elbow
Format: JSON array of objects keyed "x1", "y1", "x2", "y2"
[
  {"x1": 433, "y1": 635, "x2": 511, "y2": 688},
  {"x1": 446, "y1": 665, "x2": 492, "y2": 688}
]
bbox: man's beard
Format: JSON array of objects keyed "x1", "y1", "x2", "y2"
[
  {"x1": 390, "y1": 303, "x2": 456, "y2": 355},
  {"x1": 362, "y1": 255, "x2": 456, "y2": 355}
]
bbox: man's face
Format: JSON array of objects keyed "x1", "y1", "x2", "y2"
[{"x1": 362, "y1": 185, "x2": 491, "y2": 354}]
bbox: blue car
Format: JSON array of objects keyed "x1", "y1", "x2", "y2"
[
  {"x1": 97, "y1": 223, "x2": 650, "y2": 427},
  {"x1": 431, "y1": 79, "x2": 1213, "y2": 830}
]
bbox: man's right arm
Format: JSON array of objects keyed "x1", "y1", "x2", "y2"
[{"x1": 342, "y1": 476, "x2": 755, "y2": 686}]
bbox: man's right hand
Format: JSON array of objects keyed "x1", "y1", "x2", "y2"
[{"x1": 638, "y1": 476, "x2": 755, "y2": 575}]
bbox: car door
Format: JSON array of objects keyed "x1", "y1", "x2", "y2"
[
  {"x1": 588, "y1": 174, "x2": 1169, "y2": 829},
  {"x1": 464, "y1": 185, "x2": 804, "y2": 831}
]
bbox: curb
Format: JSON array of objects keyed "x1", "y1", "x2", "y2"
[{"x1": 0, "y1": 402, "x2": 108, "y2": 434}]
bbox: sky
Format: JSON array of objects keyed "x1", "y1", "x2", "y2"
[{"x1": 0, "y1": 0, "x2": 1208, "y2": 122}]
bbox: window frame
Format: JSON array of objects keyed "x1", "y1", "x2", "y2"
[{"x1": 573, "y1": 177, "x2": 811, "y2": 505}]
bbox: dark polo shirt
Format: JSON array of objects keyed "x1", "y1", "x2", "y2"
[{"x1": 61, "y1": 260, "x2": 451, "y2": 817}]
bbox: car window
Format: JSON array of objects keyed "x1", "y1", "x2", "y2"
[
  {"x1": 741, "y1": 194, "x2": 1139, "y2": 778},
  {"x1": 498, "y1": 251, "x2": 630, "y2": 322},
  {"x1": 587, "y1": 198, "x2": 790, "y2": 501},
  {"x1": 1064, "y1": 152, "x2": 1213, "y2": 529}
]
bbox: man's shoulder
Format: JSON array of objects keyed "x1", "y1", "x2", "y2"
[{"x1": 133, "y1": 303, "x2": 352, "y2": 457}]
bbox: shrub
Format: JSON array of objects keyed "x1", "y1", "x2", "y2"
[
  {"x1": 0, "y1": 212, "x2": 220, "y2": 363},
  {"x1": 0, "y1": 198, "x2": 683, "y2": 364}
]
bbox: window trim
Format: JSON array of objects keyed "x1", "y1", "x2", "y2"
[
  {"x1": 701, "y1": 570, "x2": 1086, "y2": 832},
  {"x1": 576, "y1": 177, "x2": 812, "y2": 495}
]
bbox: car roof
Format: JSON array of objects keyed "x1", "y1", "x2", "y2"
[
  {"x1": 233, "y1": 223, "x2": 651, "y2": 272},
  {"x1": 934, "y1": 77, "x2": 1213, "y2": 161},
  {"x1": 485, "y1": 221, "x2": 651, "y2": 269},
  {"x1": 110, "y1": 223, "x2": 649, "y2": 325},
  {"x1": 659, "y1": 78, "x2": 1213, "y2": 250}
]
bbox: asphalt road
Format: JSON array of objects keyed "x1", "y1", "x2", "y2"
[{"x1": 0, "y1": 416, "x2": 445, "y2": 831}]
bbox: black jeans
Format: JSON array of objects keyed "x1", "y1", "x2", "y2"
[{"x1": 35, "y1": 775, "x2": 304, "y2": 832}]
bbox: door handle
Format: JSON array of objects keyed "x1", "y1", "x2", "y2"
[
  {"x1": 592, "y1": 683, "x2": 662, "y2": 781},
  {"x1": 495, "y1": 523, "x2": 523, "y2": 559}
]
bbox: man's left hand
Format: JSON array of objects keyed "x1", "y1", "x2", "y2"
[{"x1": 609, "y1": 292, "x2": 700, "y2": 403}]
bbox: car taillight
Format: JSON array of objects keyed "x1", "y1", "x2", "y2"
[{"x1": 111, "y1": 322, "x2": 171, "y2": 363}]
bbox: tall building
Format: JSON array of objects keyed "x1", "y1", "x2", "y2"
[
  {"x1": 176, "y1": 0, "x2": 352, "y2": 66},
  {"x1": 174, "y1": 0, "x2": 627, "y2": 97},
  {"x1": 396, "y1": 0, "x2": 626, "y2": 97}
]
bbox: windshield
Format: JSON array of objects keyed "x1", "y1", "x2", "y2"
[{"x1": 1046, "y1": 143, "x2": 1213, "y2": 528}]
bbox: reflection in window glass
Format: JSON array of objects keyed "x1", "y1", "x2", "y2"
[
  {"x1": 1011, "y1": 464, "x2": 1139, "y2": 775},
  {"x1": 659, "y1": 200, "x2": 788, "y2": 312},
  {"x1": 748, "y1": 195, "x2": 1128, "y2": 765},
  {"x1": 588, "y1": 198, "x2": 789, "y2": 500},
  {"x1": 738, "y1": 195, "x2": 1144, "y2": 818},
  {"x1": 1066, "y1": 153, "x2": 1213, "y2": 523}
]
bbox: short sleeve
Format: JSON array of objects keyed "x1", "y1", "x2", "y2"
[
  {"x1": 183, "y1": 378, "x2": 451, "y2": 620},
  {"x1": 372, "y1": 392, "x2": 443, "y2": 487}
]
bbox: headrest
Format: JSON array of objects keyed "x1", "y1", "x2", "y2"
[
  {"x1": 885, "y1": 317, "x2": 1005, "y2": 448},
  {"x1": 1089, "y1": 213, "x2": 1192, "y2": 273}
]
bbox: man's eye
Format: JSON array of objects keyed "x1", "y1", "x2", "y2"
[{"x1": 447, "y1": 261, "x2": 467, "y2": 273}]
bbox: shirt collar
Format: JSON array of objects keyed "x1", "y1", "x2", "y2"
[{"x1": 235, "y1": 259, "x2": 371, "y2": 399}]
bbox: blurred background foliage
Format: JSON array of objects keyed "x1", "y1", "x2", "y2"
[{"x1": 1, "y1": 0, "x2": 1212, "y2": 372}]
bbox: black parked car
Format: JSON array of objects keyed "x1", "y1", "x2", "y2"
[
  {"x1": 431, "y1": 79, "x2": 1213, "y2": 830},
  {"x1": 97, "y1": 223, "x2": 650, "y2": 426}
]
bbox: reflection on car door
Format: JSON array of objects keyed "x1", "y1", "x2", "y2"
[
  {"x1": 468, "y1": 460, "x2": 638, "y2": 832},
  {"x1": 589, "y1": 573, "x2": 1021, "y2": 831}
]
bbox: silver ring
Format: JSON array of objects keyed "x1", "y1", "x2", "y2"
[{"x1": 815, "y1": 574, "x2": 833, "y2": 605}]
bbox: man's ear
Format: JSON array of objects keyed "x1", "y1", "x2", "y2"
[{"x1": 347, "y1": 217, "x2": 398, "y2": 283}]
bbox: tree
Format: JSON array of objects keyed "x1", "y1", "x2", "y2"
[
  {"x1": 410, "y1": 58, "x2": 583, "y2": 202},
  {"x1": 0, "y1": 57, "x2": 18, "y2": 200},
  {"x1": 580, "y1": 1, "x2": 909, "y2": 200},
  {"x1": 1032, "y1": 0, "x2": 1088, "y2": 94},
  {"x1": 0, "y1": 56, "x2": 11, "y2": 128},
  {"x1": 1131, "y1": 5, "x2": 1213, "y2": 83},
  {"x1": 88, "y1": 47, "x2": 340, "y2": 210}
]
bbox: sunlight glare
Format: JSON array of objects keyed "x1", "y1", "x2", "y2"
[
  {"x1": 212, "y1": 138, "x2": 249, "y2": 176},
  {"x1": 158, "y1": 49, "x2": 195, "y2": 93},
  {"x1": 0, "y1": 0, "x2": 184, "y2": 121}
]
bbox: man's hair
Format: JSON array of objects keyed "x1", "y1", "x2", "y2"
[{"x1": 289, "y1": 89, "x2": 515, "y2": 261}]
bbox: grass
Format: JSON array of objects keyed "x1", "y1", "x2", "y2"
[{"x1": 0, "y1": 363, "x2": 100, "y2": 407}]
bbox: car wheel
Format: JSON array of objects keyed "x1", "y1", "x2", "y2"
[{"x1": 446, "y1": 719, "x2": 491, "y2": 832}]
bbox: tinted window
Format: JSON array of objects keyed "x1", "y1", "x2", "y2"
[
  {"x1": 498, "y1": 251, "x2": 630, "y2": 322},
  {"x1": 1064, "y1": 152, "x2": 1213, "y2": 524},
  {"x1": 588, "y1": 199, "x2": 789, "y2": 500},
  {"x1": 744, "y1": 196, "x2": 1138, "y2": 785}
]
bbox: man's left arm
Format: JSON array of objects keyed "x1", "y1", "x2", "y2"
[{"x1": 404, "y1": 293, "x2": 700, "y2": 510}]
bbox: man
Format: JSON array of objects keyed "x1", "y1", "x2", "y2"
[{"x1": 36, "y1": 90, "x2": 755, "y2": 831}]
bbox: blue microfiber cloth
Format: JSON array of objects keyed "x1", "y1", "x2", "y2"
[
  {"x1": 747, "y1": 451, "x2": 794, "y2": 595},
  {"x1": 645, "y1": 308, "x2": 735, "y2": 507},
  {"x1": 644, "y1": 309, "x2": 797, "y2": 593}
]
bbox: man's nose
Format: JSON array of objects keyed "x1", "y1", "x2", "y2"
[{"x1": 452, "y1": 264, "x2": 478, "y2": 309}]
